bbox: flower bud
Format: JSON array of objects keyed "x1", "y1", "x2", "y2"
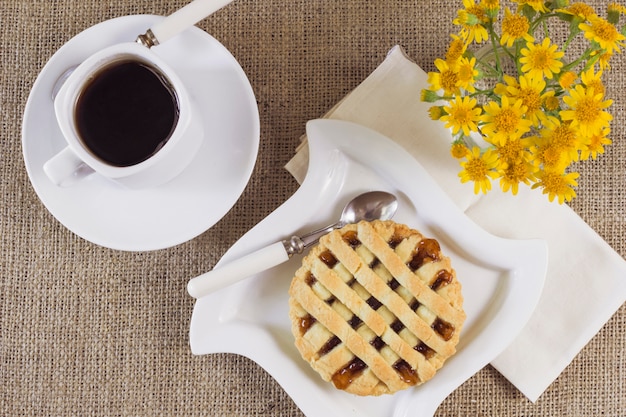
[
  {"x1": 550, "y1": 0, "x2": 569, "y2": 11},
  {"x1": 421, "y1": 89, "x2": 442, "y2": 103},
  {"x1": 558, "y1": 71, "x2": 578, "y2": 89},
  {"x1": 428, "y1": 106, "x2": 446, "y2": 120}
]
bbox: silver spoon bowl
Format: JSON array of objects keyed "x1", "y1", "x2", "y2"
[
  {"x1": 187, "y1": 191, "x2": 398, "y2": 298},
  {"x1": 282, "y1": 190, "x2": 398, "y2": 255}
]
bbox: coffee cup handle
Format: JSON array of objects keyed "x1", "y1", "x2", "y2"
[{"x1": 43, "y1": 147, "x2": 94, "y2": 186}]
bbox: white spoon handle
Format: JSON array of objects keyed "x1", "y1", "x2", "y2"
[
  {"x1": 151, "y1": 0, "x2": 233, "y2": 45},
  {"x1": 187, "y1": 242, "x2": 290, "y2": 298}
]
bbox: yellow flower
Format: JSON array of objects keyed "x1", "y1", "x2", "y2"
[
  {"x1": 542, "y1": 119, "x2": 582, "y2": 162},
  {"x1": 500, "y1": 8, "x2": 533, "y2": 47},
  {"x1": 608, "y1": 3, "x2": 626, "y2": 20},
  {"x1": 481, "y1": 0, "x2": 500, "y2": 16},
  {"x1": 552, "y1": 121, "x2": 580, "y2": 149},
  {"x1": 608, "y1": 3, "x2": 626, "y2": 14},
  {"x1": 580, "y1": 126, "x2": 612, "y2": 160},
  {"x1": 608, "y1": 4, "x2": 626, "y2": 25},
  {"x1": 480, "y1": 95, "x2": 532, "y2": 145},
  {"x1": 442, "y1": 95, "x2": 482, "y2": 136},
  {"x1": 446, "y1": 34, "x2": 467, "y2": 64},
  {"x1": 505, "y1": 74, "x2": 549, "y2": 126},
  {"x1": 427, "y1": 59, "x2": 460, "y2": 95},
  {"x1": 514, "y1": 0, "x2": 549, "y2": 13},
  {"x1": 580, "y1": 67, "x2": 605, "y2": 97},
  {"x1": 494, "y1": 74, "x2": 518, "y2": 96},
  {"x1": 532, "y1": 169, "x2": 579, "y2": 204},
  {"x1": 456, "y1": 56, "x2": 479, "y2": 92},
  {"x1": 520, "y1": 38, "x2": 565, "y2": 79},
  {"x1": 544, "y1": 94, "x2": 561, "y2": 111},
  {"x1": 454, "y1": 0, "x2": 490, "y2": 44},
  {"x1": 499, "y1": 159, "x2": 535, "y2": 195},
  {"x1": 497, "y1": 136, "x2": 533, "y2": 163},
  {"x1": 458, "y1": 147, "x2": 500, "y2": 194},
  {"x1": 595, "y1": 50, "x2": 613, "y2": 70},
  {"x1": 558, "y1": 71, "x2": 578, "y2": 89},
  {"x1": 531, "y1": 138, "x2": 570, "y2": 171},
  {"x1": 580, "y1": 15, "x2": 625, "y2": 54},
  {"x1": 451, "y1": 141, "x2": 471, "y2": 159},
  {"x1": 558, "y1": 2, "x2": 596, "y2": 19},
  {"x1": 530, "y1": 125, "x2": 568, "y2": 169},
  {"x1": 561, "y1": 84, "x2": 613, "y2": 137}
]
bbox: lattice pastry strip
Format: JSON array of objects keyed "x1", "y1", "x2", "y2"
[{"x1": 289, "y1": 220, "x2": 465, "y2": 396}]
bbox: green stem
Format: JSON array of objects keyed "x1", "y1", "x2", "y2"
[
  {"x1": 486, "y1": 21, "x2": 504, "y2": 74},
  {"x1": 469, "y1": 88, "x2": 496, "y2": 97},
  {"x1": 561, "y1": 48, "x2": 594, "y2": 72},
  {"x1": 582, "y1": 53, "x2": 600, "y2": 71},
  {"x1": 515, "y1": 40, "x2": 524, "y2": 75},
  {"x1": 528, "y1": 12, "x2": 559, "y2": 35},
  {"x1": 561, "y1": 30, "x2": 580, "y2": 53},
  {"x1": 474, "y1": 59, "x2": 500, "y2": 78}
]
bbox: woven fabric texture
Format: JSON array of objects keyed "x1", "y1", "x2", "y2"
[{"x1": 1, "y1": 1, "x2": 624, "y2": 415}]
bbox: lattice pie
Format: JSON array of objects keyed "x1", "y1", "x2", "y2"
[{"x1": 288, "y1": 220, "x2": 465, "y2": 396}]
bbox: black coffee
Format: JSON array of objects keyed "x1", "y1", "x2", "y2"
[{"x1": 75, "y1": 59, "x2": 180, "y2": 167}]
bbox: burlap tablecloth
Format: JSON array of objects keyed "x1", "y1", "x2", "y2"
[{"x1": 1, "y1": 1, "x2": 624, "y2": 415}]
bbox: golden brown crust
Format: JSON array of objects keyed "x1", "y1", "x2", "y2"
[{"x1": 288, "y1": 220, "x2": 465, "y2": 396}]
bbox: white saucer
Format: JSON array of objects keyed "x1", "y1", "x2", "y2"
[{"x1": 22, "y1": 15, "x2": 260, "y2": 251}]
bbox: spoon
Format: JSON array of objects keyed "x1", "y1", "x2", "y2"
[
  {"x1": 186, "y1": 191, "x2": 398, "y2": 298},
  {"x1": 51, "y1": 0, "x2": 234, "y2": 100},
  {"x1": 136, "y1": 0, "x2": 234, "y2": 48}
]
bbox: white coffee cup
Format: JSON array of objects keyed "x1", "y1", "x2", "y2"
[{"x1": 44, "y1": 41, "x2": 203, "y2": 189}]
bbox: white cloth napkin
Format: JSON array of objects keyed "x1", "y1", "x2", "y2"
[{"x1": 285, "y1": 45, "x2": 626, "y2": 402}]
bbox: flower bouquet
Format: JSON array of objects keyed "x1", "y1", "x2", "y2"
[{"x1": 422, "y1": 0, "x2": 625, "y2": 203}]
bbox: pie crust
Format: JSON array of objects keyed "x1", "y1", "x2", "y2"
[{"x1": 288, "y1": 220, "x2": 465, "y2": 396}]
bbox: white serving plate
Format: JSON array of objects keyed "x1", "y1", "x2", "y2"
[{"x1": 189, "y1": 119, "x2": 547, "y2": 416}]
